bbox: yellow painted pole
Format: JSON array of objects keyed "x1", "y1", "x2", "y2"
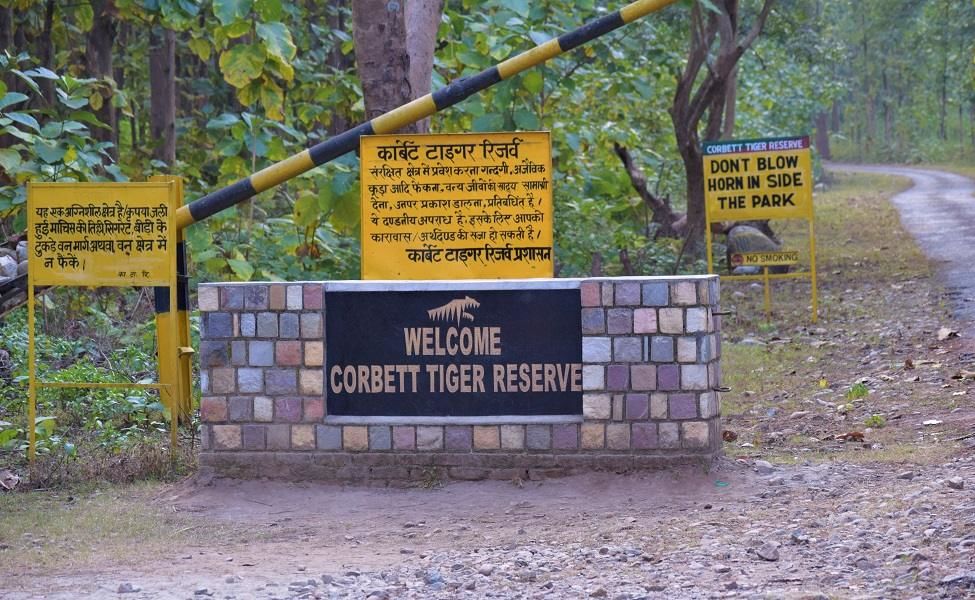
[
  {"x1": 26, "y1": 281, "x2": 36, "y2": 468},
  {"x1": 808, "y1": 218, "x2": 818, "y2": 324},
  {"x1": 705, "y1": 215, "x2": 715, "y2": 275}
]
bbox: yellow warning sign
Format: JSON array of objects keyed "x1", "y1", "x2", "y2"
[
  {"x1": 27, "y1": 182, "x2": 177, "y2": 287},
  {"x1": 702, "y1": 136, "x2": 813, "y2": 221},
  {"x1": 359, "y1": 132, "x2": 553, "y2": 280},
  {"x1": 730, "y1": 250, "x2": 800, "y2": 267}
]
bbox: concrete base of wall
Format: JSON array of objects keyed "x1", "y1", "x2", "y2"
[{"x1": 200, "y1": 450, "x2": 717, "y2": 484}]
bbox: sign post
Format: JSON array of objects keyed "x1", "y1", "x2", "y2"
[
  {"x1": 702, "y1": 135, "x2": 818, "y2": 322},
  {"x1": 359, "y1": 132, "x2": 553, "y2": 280},
  {"x1": 26, "y1": 181, "x2": 184, "y2": 464}
]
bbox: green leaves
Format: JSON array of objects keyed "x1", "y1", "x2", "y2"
[
  {"x1": 0, "y1": 92, "x2": 28, "y2": 111},
  {"x1": 256, "y1": 22, "x2": 297, "y2": 62},
  {"x1": 213, "y1": 0, "x2": 253, "y2": 26},
  {"x1": 220, "y1": 44, "x2": 267, "y2": 89}
]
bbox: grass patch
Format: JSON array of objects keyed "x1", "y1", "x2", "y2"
[{"x1": 0, "y1": 482, "x2": 242, "y2": 573}]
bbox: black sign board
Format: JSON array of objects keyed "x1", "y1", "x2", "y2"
[{"x1": 325, "y1": 288, "x2": 582, "y2": 416}]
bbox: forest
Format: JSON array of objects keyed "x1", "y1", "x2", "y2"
[{"x1": 0, "y1": 0, "x2": 974, "y2": 475}]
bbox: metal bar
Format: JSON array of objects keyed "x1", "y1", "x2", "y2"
[
  {"x1": 720, "y1": 272, "x2": 813, "y2": 282},
  {"x1": 174, "y1": 0, "x2": 678, "y2": 229}
]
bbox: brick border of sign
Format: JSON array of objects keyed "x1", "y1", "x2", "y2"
[{"x1": 197, "y1": 276, "x2": 723, "y2": 481}]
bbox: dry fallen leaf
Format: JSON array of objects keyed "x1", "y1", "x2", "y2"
[
  {"x1": 833, "y1": 431, "x2": 865, "y2": 442},
  {"x1": 0, "y1": 469, "x2": 19, "y2": 491},
  {"x1": 904, "y1": 358, "x2": 914, "y2": 370},
  {"x1": 722, "y1": 430, "x2": 739, "y2": 442}
]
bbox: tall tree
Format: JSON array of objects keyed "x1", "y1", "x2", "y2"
[
  {"x1": 352, "y1": 0, "x2": 443, "y2": 133},
  {"x1": 86, "y1": 0, "x2": 119, "y2": 159},
  {"x1": 670, "y1": 0, "x2": 775, "y2": 253},
  {"x1": 149, "y1": 24, "x2": 176, "y2": 165}
]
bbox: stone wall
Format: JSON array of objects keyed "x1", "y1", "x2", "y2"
[{"x1": 197, "y1": 276, "x2": 722, "y2": 481}]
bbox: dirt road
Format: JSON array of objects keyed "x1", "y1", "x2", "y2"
[{"x1": 827, "y1": 164, "x2": 975, "y2": 332}]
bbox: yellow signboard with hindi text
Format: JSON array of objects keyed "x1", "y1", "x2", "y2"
[
  {"x1": 27, "y1": 182, "x2": 177, "y2": 287},
  {"x1": 359, "y1": 132, "x2": 553, "y2": 280}
]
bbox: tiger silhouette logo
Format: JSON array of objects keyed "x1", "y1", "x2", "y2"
[{"x1": 427, "y1": 296, "x2": 480, "y2": 325}]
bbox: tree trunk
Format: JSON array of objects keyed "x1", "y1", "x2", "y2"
[
  {"x1": 37, "y1": 0, "x2": 56, "y2": 104},
  {"x1": 721, "y1": 65, "x2": 737, "y2": 139},
  {"x1": 352, "y1": 0, "x2": 442, "y2": 134},
  {"x1": 405, "y1": 0, "x2": 443, "y2": 133},
  {"x1": 149, "y1": 25, "x2": 176, "y2": 165},
  {"x1": 86, "y1": 0, "x2": 118, "y2": 160},
  {"x1": 814, "y1": 111, "x2": 831, "y2": 159},
  {"x1": 326, "y1": 0, "x2": 353, "y2": 136}
]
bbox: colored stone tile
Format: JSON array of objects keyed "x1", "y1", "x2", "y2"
[
  {"x1": 700, "y1": 335, "x2": 713, "y2": 362},
  {"x1": 606, "y1": 423, "x2": 630, "y2": 449},
  {"x1": 228, "y1": 396, "x2": 252, "y2": 422},
  {"x1": 582, "y1": 365, "x2": 604, "y2": 391},
  {"x1": 473, "y1": 426, "x2": 500, "y2": 450},
  {"x1": 580, "y1": 281, "x2": 601, "y2": 307},
  {"x1": 207, "y1": 313, "x2": 233, "y2": 338},
  {"x1": 614, "y1": 282, "x2": 641, "y2": 306},
  {"x1": 642, "y1": 282, "x2": 669, "y2": 306},
  {"x1": 240, "y1": 313, "x2": 256, "y2": 337},
  {"x1": 303, "y1": 398, "x2": 324, "y2": 422},
  {"x1": 699, "y1": 392, "x2": 718, "y2": 419},
  {"x1": 625, "y1": 393, "x2": 649, "y2": 420},
  {"x1": 672, "y1": 281, "x2": 697, "y2": 305},
  {"x1": 658, "y1": 308, "x2": 683, "y2": 334},
  {"x1": 583, "y1": 393, "x2": 611, "y2": 420},
  {"x1": 600, "y1": 283, "x2": 614, "y2": 306},
  {"x1": 697, "y1": 280, "x2": 710, "y2": 305},
  {"x1": 197, "y1": 286, "x2": 219, "y2": 312},
  {"x1": 244, "y1": 286, "x2": 268, "y2": 310},
  {"x1": 269, "y1": 284, "x2": 286, "y2": 310},
  {"x1": 291, "y1": 425, "x2": 315, "y2": 450},
  {"x1": 274, "y1": 397, "x2": 302, "y2": 422},
  {"x1": 526, "y1": 425, "x2": 552, "y2": 450},
  {"x1": 581, "y1": 423, "x2": 605, "y2": 449},
  {"x1": 581, "y1": 308, "x2": 605, "y2": 334},
  {"x1": 416, "y1": 426, "x2": 443, "y2": 451},
  {"x1": 249, "y1": 340, "x2": 274, "y2": 367},
  {"x1": 631, "y1": 422, "x2": 658, "y2": 449},
  {"x1": 445, "y1": 426, "x2": 472, "y2": 451},
  {"x1": 275, "y1": 340, "x2": 302, "y2": 366},
  {"x1": 606, "y1": 309, "x2": 633, "y2": 334},
  {"x1": 630, "y1": 365, "x2": 656, "y2": 391},
  {"x1": 686, "y1": 307, "x2": 708, "y2": 333},
  {"x1": 500, "y1": 425, "x2": 525, "y2": 450},
  {"x1": 369, "y1": 426, "x2": 392, "y2": 450},
  {"x1": 633, "y1": 308, "x2": 657, "y2": 334},
  {"x1": 286, "y1": 285, "x2": 303, "y2": 310},
  {"x1": 241, "y1": 424, "x2": 265, "y2": 450},
  {"x1": 681, "y1": 364, "x2": 709, "y2": 390},
  {"x1": 265, "y1": 369, "x2": 297, "y2": 394},
  {"x1": 657, "y1": 364, "x2": 679, "y2": 391},
  {"x1": 613, "y1": 337, "x2": 643, "y2": 362},
  {"x1": 316, "y1": 425, "x2": 342, "y2": 450},
  {"x1": 669, "y1": 393, "x2": 697, "y2": 419},
  {"x1": 279, "y1": 313, "x2": 300, "y2": 339},
  {"x1": 612, "y1": 394, "x2": 624, "y2": 420},
  {"x1": 199, "y1": 371, "x2": 209, "y2": 394},
  {"x1": 254, "y1": 396, "x2": 273, "y2": 422},
  {"x1": 650, "y1": 336, "x2": 674, "y2": 362},
  {"x1": 682, "y1": 421, "x2": 710, "y2": 449},
  {"x1": 650, "y1": 393, "x2": 668, "y2": 419},
  {"x1": 583, "y1": 337, "x2": 611, "y2": 362},
  {"x1": 710, "y1": 362, "x2": 721, "y2": 389},
  {"x1": 266, "y1": 424, "x2": 290, "y2": 450},
  {"x1": 709, "y1": 280, "x2": 720, "y2": 307},
  {"x1": 212, "y1": 425, "x2": 241, "y2": 450},
  {"x1": 300, "y1": 313, "x2": 322, "y2": 339},
  {"x1": 343, "y1": 426, "x2": 369, "y2": 451},
  {"x1": 552, "y1": 424, "x2": 578, "y2": 450},
  {"x1": 606, "y1": 364, "x2": 629, "y2": 391},
  {"x1": 200, "y1": 425, "x2": 210, "y2": 450},
  {"x1": 237, "y1": 368, "x2": 263, "y2": 393},
  {"x1": 220, "y1": 286, "x2": 244, "y2": 310},
  {"x1": 256, "y1": 313, "x2": 278, "y2": 337},
  {"x1": 659, "y1": 422, "x2": 680, "y2": 448},
  {"x1": 392, "y1": 426, "x2": 416, "y2": 450},
  {"x1": 299, "y1": 369, "x2": 323, "y2": 395},
  {"x1": 231, "y1": 340, "x2": 247, "y2": 366},
  {"x1": 199, "y1": 341, "x2": 229, "y2": 368},
  {"x1": 211, "y1": 368, "x2": 236, "y2": 394},
  {"x1": 303, "y1": 284, "x2": 323, "y2": 310},
  {"x1": 200, "y1": 397, "x2": 227, "y2": 422},
  {"x1": 304, "y1": 341, "x2": 324, "y2": 367},
  {"x1": 677, "y1": 337, "x2": 697, "y2": 363}
]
